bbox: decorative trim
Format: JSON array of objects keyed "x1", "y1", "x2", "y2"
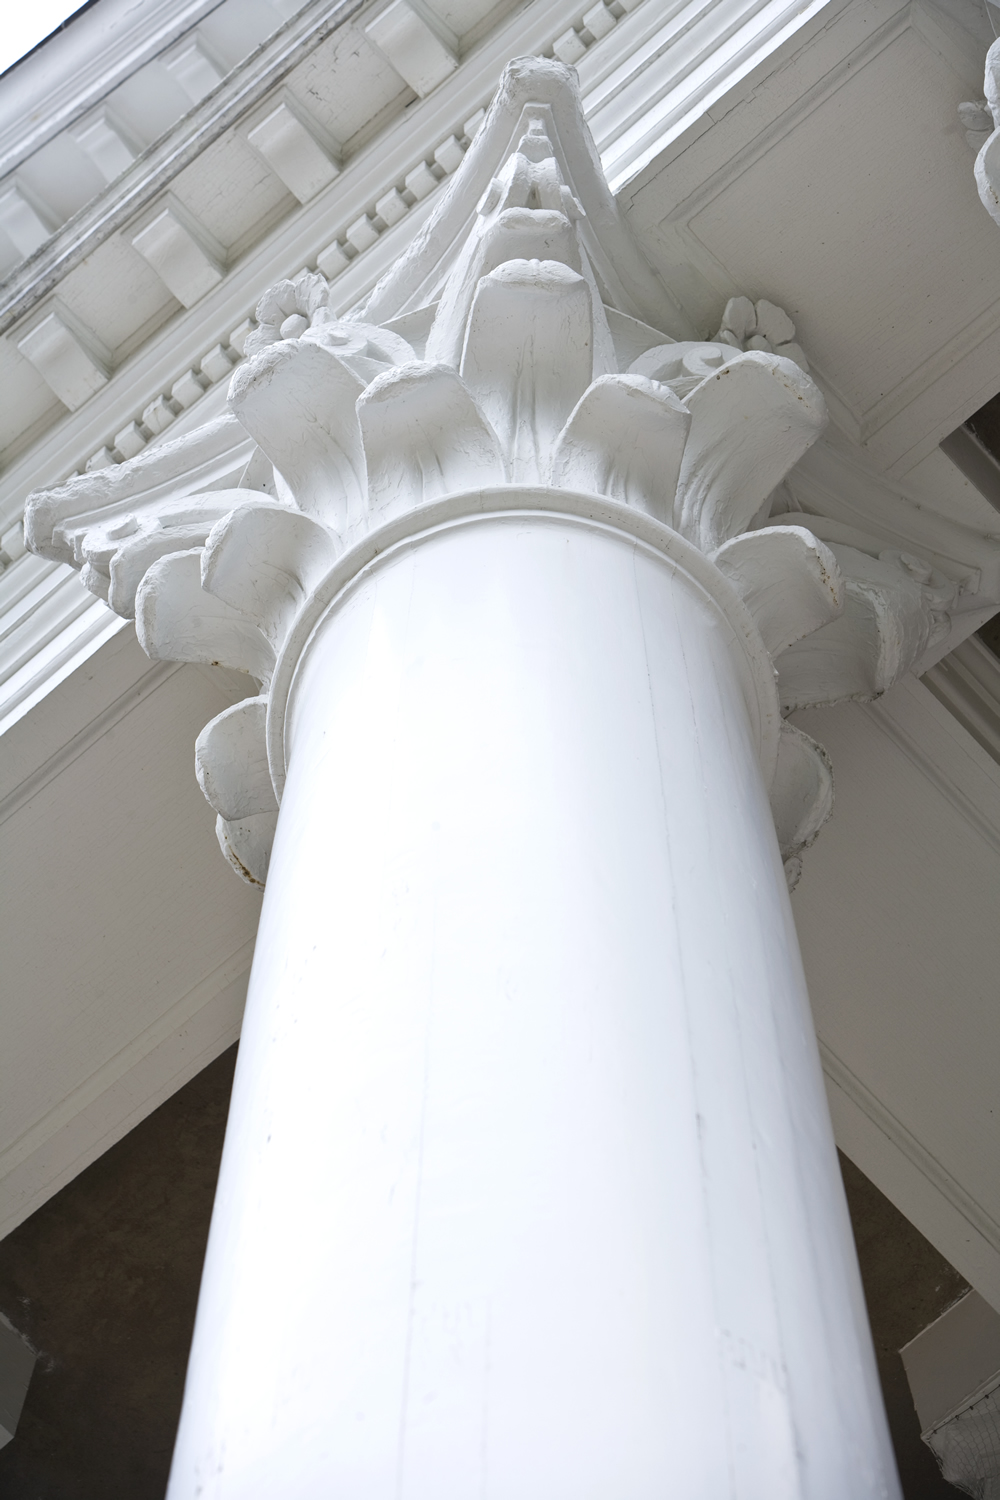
[
  {"x1": 923, "y1": 633, "x2": 1000, "y2": 767},
  {"x1": 650, "y1": 0, "x2": 909, "y2": 408},
  {"x1": 859, "y1": 294, "x2": 1000, "y2": 449},
  {"x1": 0, "y1": 0, "x2": 628, "y2": 335},
  {"x1": 821, "y1": 1039, "x2": 1000, "y2": 1257},
  {"x1": 0, "y1": 560, "x2": 128, "y2": 737},
  {"x1": 0, "y1": 0, "x2": 229, "y2": 179},
  {"x1": 0, "y1": 0, "x2": 831, "y2": 532},
  {"x1": 590, "y1": 0, "x2": 835, "y2": 192},
  {"x1": 0, "y1": 0, "x2": 653, "y2": 498}
]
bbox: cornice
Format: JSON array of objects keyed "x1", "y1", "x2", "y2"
[
  {"x1": 0, "y1": 0, "x2": 831, "y2": 340},
  {"x1": 0, "y1": 0, "x2": 230, "y2": 179},
  {"x1": 0, "y1": 0, "x2": 365, "y2": 337}
]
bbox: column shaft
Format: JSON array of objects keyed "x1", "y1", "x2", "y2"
[{"x1": 167, "y1": 511, "x2": 897, "y2": 1499}]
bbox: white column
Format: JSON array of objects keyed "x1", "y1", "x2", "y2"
[
  {"x1": 25, "y1": 55, "x2": 928, "y2": 1500},
  {"x1": 165, "y1": 501, "x2": 896, "y2": 1499}
]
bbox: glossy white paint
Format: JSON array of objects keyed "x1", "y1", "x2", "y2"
[{"x1": 167, "y1": 505, "x2": 897, "y2": 1499}]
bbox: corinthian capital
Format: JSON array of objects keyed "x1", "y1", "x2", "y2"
[{"x1": 23, "y1": 56, "x2": 952, "y2": 889}]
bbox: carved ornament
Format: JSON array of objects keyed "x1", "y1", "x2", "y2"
[{"x1": 24, "y1": 57, "x2": 957, "y2": 889}]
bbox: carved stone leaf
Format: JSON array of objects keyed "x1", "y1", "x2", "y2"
[
  {"x1": 85, "y1": 489, "x2": 267, "y2": 618},
  {"x1": 201, "y1": 502, "x2": 340, "y2": 655},
  {"x1": 712, "y1": 525, "x2": 843, "y2": 659},
  {"x1": 228, "y1": 339, "x2": 368, "y2": 536},
  {"x1": 24, "y1": 415, "x2": 257, "y2": 573},
  {"x1": 775, "y1": 544, "x2": 955, "y2": 712},
  {"x1": 102, "y1": 518, "x2": 222, "y2": 619},
  {"x1": 629, "y1": 341, "x2": 736, "y2": 400},
  {"x1": 357, "y1": 58, "x2": 687, "y2": 337},
  {"x1": 769, "y1": 721, "x2": 834, "y2": 889},
  {"x1": 303, "y1": 320, "x2": 416, "y2": 385},
  {"x1": 976, "y1": 130, "x2": 1000, "y2": 224},
  {"x1": 196, "y1": 697, "x2": 275, "y2": 822},
  {"x1": 216, "y1": 809, "x2": 278, "y2": 888},
  {"x1": 549, "y1": 374, "x2": 689, "y2": 519},
  {"x1": 460, "y1": 258, "x2": 594, "y2": 483},
  {"x1": 357, "y1": 362, "x2": 505, "y2": 517},
  {"x1": 136, "y1": 549, "x2": 275, "y2": 683},
  {"x1": 674, "y1": 352, "x2": 827, "y2": 554},
  {"x1": 426, "y1": 207, "x2": 583, "y2": 371}
]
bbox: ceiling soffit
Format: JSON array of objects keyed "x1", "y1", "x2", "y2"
[{"x1": 624, "y1": 0, "x2": 1000, "y2": 479}]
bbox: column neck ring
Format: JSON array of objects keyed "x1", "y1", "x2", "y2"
[{"x1": 266, "y1": 485, "x2": 781, "y2": 801}]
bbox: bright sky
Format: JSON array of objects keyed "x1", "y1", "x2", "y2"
[{"x1": 0, "y1": 0, "x2": 91, "y2": 76}]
